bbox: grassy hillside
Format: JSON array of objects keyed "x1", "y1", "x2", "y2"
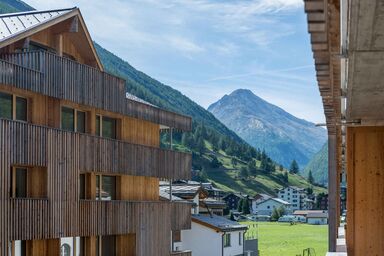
[
  {"x1": 0, "y1": 0, "x2": 33, "y2": 14},
  {"x1": 303, "y1": 143, "x2": 328, "y2": 186},
  {"x1": 189, "y1": 139, "x2": 326, "y2": 196}
]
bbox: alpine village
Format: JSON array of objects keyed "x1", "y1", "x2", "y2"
[{"x1": 0, "y1": 0, "x2": 381, "y2": 256}]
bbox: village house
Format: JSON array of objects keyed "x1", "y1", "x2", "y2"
[
  {"x1": 173, "y1": 214, "x2": 249, "y2": 256},
  {"x1": 277, "y1": 186, "x2": 309, "y2": 211},
  {"x1": 306, "y1": 212, "x2": 328, "y2": 225},
  {"x1": 254, "y1": 198, "x2": 291, "y2": 216}
]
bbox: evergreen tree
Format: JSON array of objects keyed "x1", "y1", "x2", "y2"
[
  {"x1": 242, "y1": 198, "x2": 251, "y2": 214},
  {"x1": 210, "y1": 156, "x2": 221, "y2": 168},
  {"x1": 229, "y1": 212, "x2": 235, "y2": 221},
  {"x1": 283, "y1": 171, "x2": 289, "y2": 182},
  {"x1": 289, "y1": 160, "x2": 299, "y2": 174},
  {"x1": 231, "y1": 157, "x2": 238, "y2": 167},
  {"x1": 308, "y1": 170, "x2": 314, "y2": 184},
  {"x1": 196, "y1": 137, "x2": 205, "y2": 155},
  {"x1": 237, "y1": 199, "x2": 244, "y2": 212},
  {"x1": 279, "y1": 165, "x2": 284, "y2": 172},
  {"x1": 247, "y1": 160, "x2": 257, "y2": 175},
  {"x1": 240, "y1": 167, "x2": 249, "y2": 178},
  {"x1": 306, "y1": 186, "x2": 313, "y2": 195}
]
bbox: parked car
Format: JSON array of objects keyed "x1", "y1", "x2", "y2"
[{"x1": 278, "y1": 215, "x2": 296, "y2": 222}]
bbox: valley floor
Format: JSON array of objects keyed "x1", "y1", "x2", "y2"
[{"x1": 241, "y1": 221, "x2": 328, "y2": 256}]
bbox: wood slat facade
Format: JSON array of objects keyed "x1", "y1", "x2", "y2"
[
  {"x1": 0, "y1": 51, "x2": 192, "y2": 131},
  {"x1": 0, "y1": 8, "x2": 193, "y2": 256}
]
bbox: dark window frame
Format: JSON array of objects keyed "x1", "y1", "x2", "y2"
[{"x1": 0, "y1": 91, "x2": 28, "y2": 122}]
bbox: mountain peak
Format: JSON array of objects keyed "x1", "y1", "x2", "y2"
[
  {"x1": 208, "y1": 90, "x2": 327, "y2": 168},
  {"x1": 230, "y1": 88, "x2": 255, "y2": 96}
]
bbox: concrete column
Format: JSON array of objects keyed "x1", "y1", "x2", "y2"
[{"x1": 328, "y1": 134, "x2": 338, "y2": 252}]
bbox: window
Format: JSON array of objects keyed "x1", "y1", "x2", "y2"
[
  {"x1": 223, "y1": 233, "x2": 231, "y2": 247},
  {"x1": 79, "y1": 174, "x2": 85, "y2": 200},
  {"x1": 173, "y1": 230, "x2": 181, "y2": 242},
  {"x1": 293, "y1": 199, "x2": 297, "y2": 203},
  {"x1": 267, "y1": 205, "x2": 270, "y2": 209},
  {"x1": 61, "y1": 107, "x2": 86, "y2": 133},
  {"x1": 11, "y1": 166, "x2": 47, "y2": 198},
  {"x1": 12, "y1": 167, "x2": 27, "y2": 198},
  {"x1": 239, "y1": 232, "x2": 242, "y2": 245},
  {"x1": 96, "y1": 115, "x2": 118, "y2": 139},
  {"x1": 10, "y1": 240, "x2": 26, "y2": 256},
  {"x1": 95, "y1": 236, "x2": 116, "y2": 256},
  {"x1": 0, "y1": 92, "x2": 28, "y2": 121},
  {"x1": 96, "y1": 175, "x2": 116, "y2": 200}
]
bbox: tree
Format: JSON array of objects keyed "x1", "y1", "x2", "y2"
[
  {"x1": 279, "y1": 165, "x2": 284, "y2": 172},
  {"x1": 210, "y1": 156, "x2": 221, "y2": 168},
  {"x1": 306, "y1": 186, "x2": 313, "y2": 195},
  {"x1": 242, "y1": 198, "x2": 251, "y2": 214},
  {"x1": 231, "y1": 157, "x2": 238, "y2": 167},
  {"x1": 240, "y1": 167, "x2": 249, "y2": 178},
  {"x1": 283, "y1": 171, "x2": 289, "y2": 182},
  {"x1": 195, "y1": 168, "x2": 209, "y2": 182},
  {"x1": 247, "y1": 160, "x2": 257, "y2": 175},
  {"x1": 196, "y1": 137, "x2": 205, "y2": 155},
  {"x1": 271, "y1": 206, "x2": 287, "y2": 221},
  {"x1": 237, "y1": 199, "x2": 244, "y2": 212},
  {"x1": 229, "y1": 212, "x2": 235, "y2": 221},
  {"x1": 289, "y1": 160, "x2": 299, "y2": 174},
  {"x1": 308, "y1": 170, "x2": 314, "y2": 184}
]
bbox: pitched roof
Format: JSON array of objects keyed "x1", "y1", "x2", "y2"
[
  {"x1": 307, "y1": 212, "x2": 328, "y2": 218},
  {"x1": 0, "y1": 8, "x2": 103, "y2": 70},
  {"x1": 159, "y1": 184, "x2": 208, "y2": 199},
  {"x1": 293, "y1": 210, "x2": 324, "y2": 216},
  {"x1": 0, "y1": 8, "x2": 75, "y2": 42},
  {"x1": 192, "y1": 214, "x2": 248, "y2": 232},
  {"x1": 258, "y1": 197, "x2": 291, "y2": 205}
]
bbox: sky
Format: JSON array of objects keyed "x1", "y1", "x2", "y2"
[{"x1": 26, "y1": 0, "x2": 325, "y2": 123}]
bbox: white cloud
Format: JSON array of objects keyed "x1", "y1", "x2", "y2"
[{"x1": 168, "y1": 36, "x2": 205, "y2": 54}]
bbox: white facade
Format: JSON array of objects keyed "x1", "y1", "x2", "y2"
[
  {"x1": 277, "y1": 186, "x2": 307, "y2": 211},
  {"x1": 175, "y1": 221, "x2": 245, "y2": 256},
  {"x1": 307, "y1": 217, "x2": 328, "y2": 225},
  {"x1": 255, "y1": 198, "x2": 291, "y2": 216}
]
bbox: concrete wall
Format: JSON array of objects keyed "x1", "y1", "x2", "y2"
[
  {"x1": 307, "y1": 218, "x2": 327, "y2": 225},
  {"x1": 179, "y1": 222, "x2": 245, "y2": 256}
]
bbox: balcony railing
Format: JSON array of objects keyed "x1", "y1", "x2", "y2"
[
  {"x1": 6, "y1": 199, "x2": 191, "y2": 241},
  {"x1": 0, "y1": 51, "x2": 191, "y2": 131},
  {"x1": 0, "y1": 118, "x2": 191, "y2": 180}
]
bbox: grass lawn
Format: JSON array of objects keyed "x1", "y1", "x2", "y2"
[{"x1": 241, "y1": 221, "x2": 328, "y2": 256}]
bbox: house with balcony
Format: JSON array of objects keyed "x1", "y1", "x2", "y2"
[
  {"x1": 277, "y1": 186, "x2": 310, "y2": 211},
  {"x1": 0, "y1": 8, "x2": 192, "y2": 256}
]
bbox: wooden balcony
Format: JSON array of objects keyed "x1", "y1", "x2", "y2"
[
  {"x1": 0, "y1": 119, "x2": 191, "y2": 180},
  {"x1": 0, "y1": 51, "x2": 191, "y2": 131},
  {"x1": 3, "y1": 199, "x2": 190, "y2": 255}
]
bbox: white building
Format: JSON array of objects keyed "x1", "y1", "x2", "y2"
[
  {"x1": 277, "y1": 186, "x2": 308, "y2": 211},
  {"x1": 306, "y1": 211, "x2": 328, "y2": 225},
  {"x1": 255, "y1": 198, "x2": 291, "y2": 216},
  {"x1": 173, "y1": 214, "x2": 248, "y2": 256},
  {"x1": 251, "y1": 193, "x2": 272, "y2": 214}
]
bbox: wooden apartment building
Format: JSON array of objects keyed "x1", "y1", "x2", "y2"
[{"x1": 0, "y1": 8, "x2": 192, "y2": 256}]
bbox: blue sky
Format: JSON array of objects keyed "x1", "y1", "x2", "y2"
[{"x1": 27, "y1": 0, "x2": 325, "y2": 123}]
